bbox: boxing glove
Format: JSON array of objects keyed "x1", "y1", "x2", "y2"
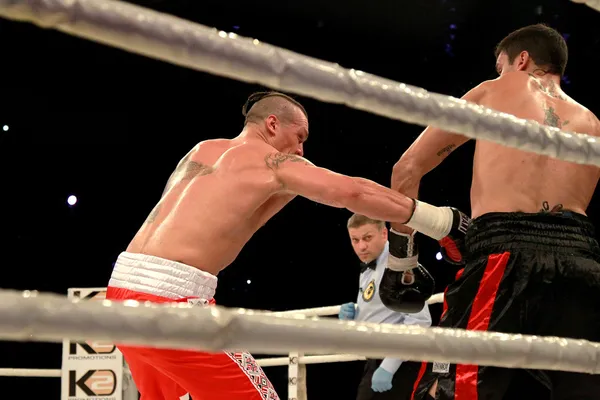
[
  {"x1": 379, "y1": 229, "x2": 435, "y2": 313},
  {"x1": 338, "y1": 303, "x2": 356, "y2": 320},
  {"x1": 438, "y1": 208, "x2": 471, "y2": 265}
]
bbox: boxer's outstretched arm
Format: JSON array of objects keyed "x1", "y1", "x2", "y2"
[
  {"x1": 391, "y1": 82, "x2": 490, "y2": 232},
  {"x1": 265, "y1": 152, "x2": 415, "y2": 224},
  {"x1": 391, "y1": 128, "x2": 469, "y2": 215}
]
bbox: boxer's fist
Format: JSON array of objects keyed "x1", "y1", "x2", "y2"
[
  {"x1": 438, "y1": 208, "x2": 471, "y2": 265},
  {"x1": 379, "y1": 263, "x2": 435, "y2": 313},
  {"x1": 338, "y1": 303, "x2": 356, "y2": 320},
  {"x1": 379, "y1": 229, "x2": 434, "y2": 313}
]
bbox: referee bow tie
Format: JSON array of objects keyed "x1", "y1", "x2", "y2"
[{"x1": 360, "y1": 259, "x2": 377, "y2": 274}]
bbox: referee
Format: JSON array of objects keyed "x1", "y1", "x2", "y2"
[{"x1": 340, "y1": 214, "x2": 432, "y2": 400}]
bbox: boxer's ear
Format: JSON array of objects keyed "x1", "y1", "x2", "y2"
[
  {"x1": 515, "y1": 50, "x2": 530, "y2": 71},
  {"x1": 265, "y1": 115, "x2": 279, "y2": 136}
]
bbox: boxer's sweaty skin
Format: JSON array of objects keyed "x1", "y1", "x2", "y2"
[
  {"x1": 126, "y1": 108, "x2": 416, "y2": 275},
  {"x1": 126, "y1": 139, "x2": 297, "y2": 275},
  {"x1": 392, "y1": 66, "x2": 600, "y2": 225},
  {"x1": 470, "y1": 70, "x2": 600, "y2": 218}
]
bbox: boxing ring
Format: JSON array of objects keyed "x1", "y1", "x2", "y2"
[
  {"x1": 1, "y1": 0, "x2": 600, "y2": 398},
  {"x1": 0, "y1": 289, "x2": 444, "y2": 399}
]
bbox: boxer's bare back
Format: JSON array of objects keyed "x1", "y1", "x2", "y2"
[
  {"x1": 393, "y1": 68, "x2": 600, "y2": 222},
  {"x1": 470, "y1": 70, "x2": 600, "y2": 218},
  {"x1": 126, "y1": 139, "x2": 296, "y2": 275},
  {"x1": 126, "y1": 94, "x2": 418, "y2": 275}
]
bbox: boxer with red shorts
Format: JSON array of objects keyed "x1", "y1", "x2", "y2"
[
  {"x1": 106, "y1": 252, "x2": 278, "y2": 400},
  {"x1": 106, "y1": 91, "x2": 465, "y2": 399}
]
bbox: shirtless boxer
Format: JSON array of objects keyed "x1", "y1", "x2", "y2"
[
  {"x1": 379, "y1": 24, "x2": 600, "y2": 400},
  {"x1": 105, "y1": 91, "x2": 466, "y2": 400}
]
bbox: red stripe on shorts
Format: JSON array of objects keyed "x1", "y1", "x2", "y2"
[
  {"x1": 455, "y1": 252, "x2": 510, "y2": 400},
  {"x1": 410, "y1": 361, "x2": 429, "y2": 400}
]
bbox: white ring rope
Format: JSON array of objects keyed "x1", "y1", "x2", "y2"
[
  {"x1": 0, "y1": 293, "x2": 442, "y2": 381},
  {"x1": 0, "y1": 368, "x2": 62, "y2": 377},
  {"x1": 2, "y1": 289, "x2": 600, "y2": 374},
  {"x1": 268, "y1": 293, "x2": 444, "y2": 318},
  {"x1": 1, "y1": 0, "x2": 600, "y2": 166}
]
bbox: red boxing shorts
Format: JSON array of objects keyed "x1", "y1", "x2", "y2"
[{"x1": 106, "y1": 252, "x2": 280, "y2": 400}]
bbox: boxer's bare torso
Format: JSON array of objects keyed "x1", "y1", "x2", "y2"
[
  {"x1": 126, "y1": 129, "x2": 419, "y2": 275},
  {"x1": 126, "y1": 138, "x2": 298, "y2": 275},
  {"x1": 392, "y1": 70, "x2": 600, "y2": 224},
  {"x1": 470, "y1": 71, "x2": 600, "y2": 218}
]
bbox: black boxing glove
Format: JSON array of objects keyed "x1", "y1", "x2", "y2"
[
  {"x1": 379, "y1": 229, "x2": 435, "y2": 313},
  {"x1": 438, "y1": 208, "x2": 471, "y2": 265}
]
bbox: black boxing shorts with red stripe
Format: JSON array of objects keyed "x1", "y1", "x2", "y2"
[
  {"x1": 106, "y1": 252, "x2": 280, "y2": 400},
  {"x1": 411, "y1": 211, "x2": 600, "y2": 400}
]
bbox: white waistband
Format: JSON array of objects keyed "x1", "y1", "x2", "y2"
[{"x1": 108, "y1": 252, "x2": 217, "y2": 300}]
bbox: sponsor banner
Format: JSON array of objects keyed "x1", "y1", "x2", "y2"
[{"x1": 61, "y1": 288, "x2": 123, "y2": 400}]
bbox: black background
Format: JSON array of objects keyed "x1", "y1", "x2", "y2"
[{"x1": 1, "y1": 0, "x2": 599, "y2": 398}]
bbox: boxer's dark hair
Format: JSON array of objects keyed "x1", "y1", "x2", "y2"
[
  {"x1": 347, "y1": 214, "x2": 386, "y2": 230},
  {"x1": 495, "y1": 24, "x2": 568, "y2": 77},
  {"x1": 242, "y1": 91, "x2": 307, "y2": 126}
]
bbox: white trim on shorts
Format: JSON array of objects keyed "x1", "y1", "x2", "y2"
[{"x1": 108, "y1": 252, "x2": 217, "y2": 300}]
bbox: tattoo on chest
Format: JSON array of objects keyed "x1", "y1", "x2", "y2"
[
  {"x1": 437, "y1": 144, "x2": 456, "y2": 157},
  {"x1": 144, "y1": 159, "x2": 215, "y2": 224},
  {"x1": 265, "y1": 153, "x2": 308, "y2": 170},
  {"x1": 540, "y1": 201, "x2": 563, "y2": 213}
]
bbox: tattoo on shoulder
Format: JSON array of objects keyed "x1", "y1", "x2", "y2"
[
  {"x1": 146, "y1": 203, "x2": 161, "y2": 223},
  {"x1": 265, "y1": 152, "x2": 309, "y2": 170},
  {"x1": 540, "y1": 201, "x2": 563, "y2": 213},
  {"x1": 182, "y1": 161, "x2": 214, "y2": 180},
  {"x1": 144, "y1": 158, "x2": 215, "y2": 224},
  {"x1": 437, "y1": 144, "x2": 456, "y2": 157},
  {"x1": 160, "y1": 160, "x2": 214, "y2": 196},
  {"x1": 543, "y1": 106, "x2": 564, "y2": 128}
]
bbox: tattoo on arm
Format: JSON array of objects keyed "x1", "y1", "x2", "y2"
[
  {"x1": 436, "y1": 144, "x2": 457, "y2": 157},
  {"x1": 540, "y1": 201, "x2": 563, "y2": 213},
  {"x1": 264, "y1": 152, "x2": 310, "y2": 170}
]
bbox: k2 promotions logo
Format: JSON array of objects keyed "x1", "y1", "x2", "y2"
[
  {"x1": 68, "y1": 369, "x2": 117, "y2": 397},
  {"x1": 69, "y1": 340, "x2": 116, "y2": 356}
]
